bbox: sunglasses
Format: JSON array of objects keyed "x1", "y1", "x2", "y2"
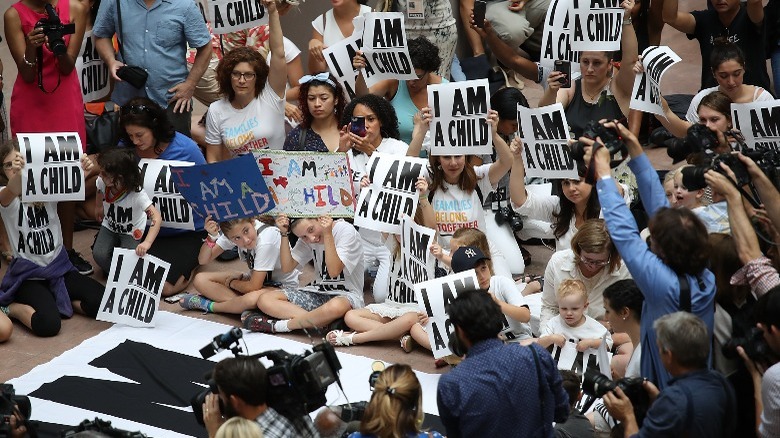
[
  {"x1": 577, "y1": 255, "x2": 611, "y2": 268},
  {"x1": 120, "y1": 104, "x2": 153, "y2": 117}
]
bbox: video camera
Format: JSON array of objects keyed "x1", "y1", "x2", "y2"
[
  {"x1": 582, "y1": 370, "x2": 651, "y2": 426},
  {"x1": 0, "y1": 384, "x2": 31, "y2": 438},
  {"x1": 35, "y1": 4, "x2": 75, "y2": 56}
]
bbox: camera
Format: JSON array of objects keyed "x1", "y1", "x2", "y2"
[
  {"x1": 666, "y1": 124, "x2": 719, "y2": 164},
  {"x1": 569, "y1": 120, "x2": 628, "y2": 166},
  {"x1": 681, "y1": 152, "x2": 752, "y2": 191},
  {"x1": 582, "y1": 370, "x2": 651, "y2": 425},
  {"x1": 35, "y1": 4, "x2": 76, "y2": 56},
  {"x1": 191, "y1": 342, "x2": 342, "y2": 425},
  {"x1": 722, "y1": 327, "x2": 775, "y2": 363},
  {"x1": 0, "y1": 384, "x2": 31, "y2": 438},
  {"x1": 60, "y1": 418, "x2": 148, "y2": 438},
  {"x1": 494, "y1": 206, "x2": 523, "y2": 232}
]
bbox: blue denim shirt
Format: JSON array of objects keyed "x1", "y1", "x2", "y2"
[{"x1": 92, "y1": 0, "x2": 210, "y2": 107}]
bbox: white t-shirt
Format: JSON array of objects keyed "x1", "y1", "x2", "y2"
[
  {"x1": 542, "y1": 314, "x2": 612, "y2": 347},
  {"x1": 431, "y1": 163, "x2": 495, "y2": 250},
  {"x1": 97, "y1": 177, "x2": 153, "y2": 238},
  {"x1": 291, "y1": 220, "x2": 365, "y2": 306},
  {"x1": 490, "y1": 275, "x2": 533, "y2": 340},
  {"x1": 686, "y1": 85, "x2": 773, "y2": 124},
  {"x1": 205, "y1": 83, "x2": 286, "y2": 155},
  {"x1": 0, "y1": 198, "x2": 63, "y2": 267},
  {"x1": 312, "y1": 5, "x2": 373, "y2": 47},
  {"x1": 626, "y1": 342, "x2": 641, "y2": 378},
  {"x1": 265, "y1": 37, "x2": 300, "y2": 65},
  {"x1": 216, "y1": 220, "x2": 299, "y2": 288}
]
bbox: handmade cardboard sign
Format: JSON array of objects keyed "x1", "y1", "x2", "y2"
[
  {"x1": 360, "y1": 12, "x2": 416, "y2": 87},
  {"x1": 323, "y1": 16, "x2": 365, "y2": 100},
  {"x1": 428, "y1": 79, "x2": 492, "y2": 156},
  {"x1": 731, "y1": 99, "x2": 780, "y2": 151},
  {"x1": 630, "y1": 46, "x2": 681, "y2": 118},
  {"x1": 517, "y1": 104, "x2": 577, "y2": 179},
  {"x1": 139, "y1": 159, "x2": 195, "y2": 230},
  {"x1": 206, "y1": 0, "x2": 268, "y2": 34},
  {"x1": 354, "y1": 152, "x2": 427, "y2": 234},
  {"x1": 570, "y1": 0, "x2": 624, "y2": 52},
  {"x1": 254, "y1": 150, "x2": 355, "y2": 217},
  {"x1": 170, "y1": 154, "x2": 275, "y2": 222},
  {"x1": 18, "y1": 133, "x2": 85, "y2": 202},
  {"x1": 76, "y1": 30, "x2": 110, "y2": 103},
  {"x1": 97, "y1": 249, "x2": 170, "y2": 327},
  {"x1": 540, "y1": 0, "x2": 582, "y2": 74},
  {"x1": 415, "y1": 270, "x2": 480, "y2": 359}
]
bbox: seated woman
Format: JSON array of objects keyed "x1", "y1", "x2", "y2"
[
  {"x1": 308, "y1": 0, "x2": 372, "y2": 73},
  {"x1": 284, "y1": 73, "x2": 349, "y2": 152},
  {"x1": 0, "y1": 140, "x2": 103, "y2": 337}
]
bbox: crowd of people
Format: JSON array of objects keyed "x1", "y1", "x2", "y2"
[{"x1": 4, "y1": 0, "x2": 780, "y2": 436}]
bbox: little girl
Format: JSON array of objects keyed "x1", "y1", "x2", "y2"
[
  {"x1": 179, "y1": 215, "x2": 299, "y2": 315},
  {"x1": 0, "y1": 139, "x2": 104, "y2": 337},
  {"x1": 92, "y1": 148, "x2": 162, "y2": 274}
]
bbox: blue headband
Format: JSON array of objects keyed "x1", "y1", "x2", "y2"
[{"x1": 300, "y1": 72, "x2": 336, "y2": 87}]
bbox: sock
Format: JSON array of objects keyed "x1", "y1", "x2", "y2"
[
  {"x1": 274, "y1": 320, "x2": 291, "y2": 333},
  {"x1": 207, "y1": 301, "x2": 214, "y2": 313}
]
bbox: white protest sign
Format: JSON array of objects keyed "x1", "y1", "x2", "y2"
[
  {"x1": 630, "y1": 46, "x2": 681, "y2": 118},
  {"x1": 196, "y1": 0, "x2": 209, "y2": 23},
  {"x1": 570, "y1": 0, "x2": 624, "y2": 52},
  {"x1": 96, "y1": 249, "x2": 170, "y2": 327},
  {"x1": 354, "y1": 152, "x2": 427, "y2": 234},
  {"x1": 517, "y1": 103, "x2": 577, "y2": 179},
  {"x1": 76, "y1": 30, "x2": 110, "y2": 103},
  {"x1": 428, "y1": 79, "x2": 492, "y2": 156},
  {"x1": 552, "y1": 341, "x2": 604, "y2": 374},
  {"x1": 18, "y1": 133, "x2": 85, "y2": 202},
  {"x1": 139, "y1": 159, "x2": 196, "y2": 230},
  {"x1": 415, "y1": 270, "x2": 480, "y2": 359},
  {"x1": 323, "y1": 17, "x2": 364, "y2": 100},
  {"x1": 732, "y1": 99, "x2": 780, "y2": 151},
  {"x1": 360, "y1": 12, "x2": 416, "y2": 87},
  {"x1": 206, "y1": 0, "x2": 267, "y2": 34},
  {"x1": 597, "y1": 332, "x2": 612, "y2": 377},
  {"x1": 540, "y1": 0, "x2": 582, "y2": 75},
  {"x1": 386, "y1": 215, "x2": 436, "y2": 305}
]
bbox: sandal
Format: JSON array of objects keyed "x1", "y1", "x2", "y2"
[
  {"x1": 400, "y1": 334, "x2": 417, "y2": 353},
  {"x1": 326, "y1": 330, "x2": 355, "y2": 347}
]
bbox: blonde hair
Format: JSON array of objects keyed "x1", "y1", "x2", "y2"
[
  {"x1": 215, "y1": 417, "x2": 264, "y2": 438},
  {"x1": 557, "y1": 279, "x2": 587, "y2": 301},
  {"x1": 451, "y1": 228, "x2": 494, "y2": 274},
  {"x1": 359, "y1": 364, "x2": 424, "y2": 438}
]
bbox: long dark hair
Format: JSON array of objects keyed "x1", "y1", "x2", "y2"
[
  {"x1": 299, "y1": 73, "x2": 346, "y2": 129},
  {"x1": 118, "y1": 97, "x2": 175, "y2": 146},
  {"x1": 551, "y1": 164, "x2": 600, "y2": 239},
  {"x1": 340, "y1": 94, "x2": 400, "y2": 140}
]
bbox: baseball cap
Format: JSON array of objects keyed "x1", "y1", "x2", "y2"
[{"x1": 451, "y1": 246, "x2": 491, "y2": 273}]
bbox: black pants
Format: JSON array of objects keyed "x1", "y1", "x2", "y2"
[{"x1": 14, "y1": 272, "x2": 104, "y2": 337}]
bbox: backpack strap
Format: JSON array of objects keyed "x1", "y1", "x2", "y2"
[{"x1": 677, "y1": 272, "x2": 691, "y2": 313}]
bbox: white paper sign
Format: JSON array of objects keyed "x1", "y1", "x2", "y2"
[
  {"x1": 76, "y1": 30, "x2": 110, "y2": 103},
  {"x1": 415, "y1": 270, "x2": 480, "y2": 359},
  {"x1": 732, "y1": 99, "x2": 780, "y2": 151},
  {"x1": 540, "y1": 0, "x2": 582, "y2": 75},
  {"x1": 552, "y1": 341, "x2": 602, "y2": 373},
  {"x1": 570, "y1": 0, "x2": 624, "y2": 52},
  {"x1": 360, "y1": 12, "x2": 416, "y2": 87},
  {"x1": 207, "y1": 0, "x2": 268, "y2": 34},
  {"x1": 630, "y1": 46, "x2": 681, "y2": 118},
  {"x1": 323, "y1": 17, "x2": 365, "y2": 101},
  {"x1": 18, "y1": 133, "x2": 85, "y2": 202},
  {"x1": 517, "y1": 104, "x2": 578, "y2": 179},
  {"x1": 386, "y1": 215, "x2": 437, "y2": 306},
  {"x1": 138, "y1": 159, "x2": 196, "y2": 230},
  {"x1": 428, "y1": 79, "x2": 492, "y2": 156},
  {"x1": 96, "y1": 249, "x2": 170, "y2": 327}
]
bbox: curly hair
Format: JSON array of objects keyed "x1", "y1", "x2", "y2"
[
  {"x1": 97, "y1": 148, "x2": 143, "y2": 192},
  {"x1": 408, "y1": 37, "x2": 441, "y2": 73},
  {"x1": 603, "y1": 279, "x2": 644, "y2": 322},
  {"x1": 215, "y1": 46, "x2": 270, "y2": 101},
  {"x1": 299, "y1": 73, "x2": 347, "y2": 129},
  {"x1": 552, "y1": 163, "x2": 601, "y2": 240},
  {"x1": 648, "y1": 207, "x2": 710, "y2": 275},
  {"x1": 118, "y1": 97, "x2": 175, "y2": 146},
  {"x1": 570, "y1": 218, "x2": 622, "y2": 274},
  {"x1": 359, "y1": 364, "x2": 424, "y2": 438},
  {"x1": 340, "y1": 94, "x2": 400, "y2": 139}
]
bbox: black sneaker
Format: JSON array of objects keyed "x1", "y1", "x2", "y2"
[
  {"x1": 68, "y1": 249, "x2": 94, "y2": 275},
  {"x1": 217, "y1": 247, "x2": 239, "y2": 261}
]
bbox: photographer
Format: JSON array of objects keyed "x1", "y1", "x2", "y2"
[
  {"x1": 582, "y1": 121, "x2": 716, "y2": 389},
  {"x1": 202, "y1": 357, "x2": 317, "y2": 438},
  {"x1": 603, "y1": 312, "x2": 736, "y2": 437}
]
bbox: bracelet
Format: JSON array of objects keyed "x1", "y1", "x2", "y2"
[
  {"x1": 23, "y1": 53, "x2": 36, "y2": 67},
  {"x1": 623, "y1": 16, "x2": 633, "y2": 25},
  {"x1": 280, "y1": 232, "x2": 289, "y2": 238},
  {"x1": 204, "y1": 238, "x2": 216, "y2": 248},
  {"x1": 207, "y1": 233, "x2": 220, "y2": 241}
]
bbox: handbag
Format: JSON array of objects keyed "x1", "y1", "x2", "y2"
[
  {"x1": 115, "y1": 0, "x2": 148, "y2": 89},
  {"x1": 85, "y1": 103, "x2": 120, "y2": 155}
]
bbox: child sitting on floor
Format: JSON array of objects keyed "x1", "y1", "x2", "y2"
[{"x1": 538, "y1": 279, "x2": 612, "y2": 351}]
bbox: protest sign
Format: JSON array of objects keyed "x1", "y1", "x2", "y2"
[
  {"x1": 206, "y1": 0, "x2": 267, "y2": 34},
  {"x1": 170, "y1": 154, "x2": 275, "y2": 222},
  {"x1": 354, "y1": 152, "x2": 427, "y2": 234},
  {"x1": 393, "y1": 215, "x2": 436, "y2": 300},
  {"x1": 360, "y1": 12, "x2": 416, "y2": 87},
  {"x1": 18, "y1": 133, "x2": 85, "y2": 202},
  {"x1": 540, "y1": 0, "x2": 582, "y2": 74},
  {"x1": 428, "y1": 79, "x2": 492, "y2": 156},
  {"x1": 552, "y1": 334, "x2": 612, "y2": 379},
  {"x1": 732, "y1": 99, "x2": 780, "y2": 151},
  {"x1": 139, "y1": 159, "x2": 195, "y2": 230},
  {"x1": 254, "y1": 150, "x2": 355, "y2": 217},
  {"x1": 415, "y1": 270, "x2": 480, "y2": 359},
  {"x1": 323, "y1": 17, "x2": 364, "y2": 100},
  {"x1": 630, "y1": 46, "x2": 681, "y2": 118},
  {"x1": 570, "y1": 0, "x2": 624, "y2": 52},
  {"x1": 76, "y1": 31, "x2": 110, "y2": 103},
  {"x1": 517, "y1": 104, "x2": 577, "y2": 179},
  {"x1": 97, "y1": 249, "x2": 170, "y2": 327}
]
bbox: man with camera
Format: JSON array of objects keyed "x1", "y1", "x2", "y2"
[
  {"x1": 436, "y1": 289, "x2": 569, "y2": 437},
  {"x1": 603, "y1": 312, "x2": 736, "y2": 437},
  {"x1": 202, "y1": 357, "x2": 318, "y2": 438}
]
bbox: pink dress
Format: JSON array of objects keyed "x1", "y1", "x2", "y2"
[{"x1": 10, "y1": 0, "x2": 86, "y2": 149}]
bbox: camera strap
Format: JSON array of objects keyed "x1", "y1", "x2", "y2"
[
  {"x1": 530, "y1": 345, "x2": 551, "y2": 437},
  {"x1": 36, "y1": 47, "x2": 62, "y2": 94}
]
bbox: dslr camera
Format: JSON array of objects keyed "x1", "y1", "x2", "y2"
[
  {"x1": 666, "y1": 123, "x2": 720, "y2": 164},
  {"x1": 35, "y1": 3, "x2": 76, "y2": 56},
  {"x1": 582, "y1": 370, "x2": 651, "y2": 425},
  {"x1": 722, "y1": 327, "x2": 776, "y2": 364},
  {"x1": 681, "y1": 152, "x2": 752, "y2": 191},
  {"x1": 569, "y1": 120, "x2": 628, "y2": 167},
  {"x1": 0, "y1": 384, "x2": 31, "y2": 438},
  {"x1": 494, "y1": 206, "x2": 523, "y2": 232}
]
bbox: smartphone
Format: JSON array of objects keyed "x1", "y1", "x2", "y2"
[
  {"x1": 554, "y1": 60, "x2": 571, "y2": 88},
  {"x1": 350, "y1": 116, "x2": 366, "y2": 137},
  {"x1": 473, "y1": 0, "x2": 487, "y2": 28}
]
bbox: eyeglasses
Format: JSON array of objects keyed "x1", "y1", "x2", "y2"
[
  {"x1": 577, "y1": 255, "x2": 611, "y2": 268},
  {"x1": 121, "y1": 104, "x2": 153, "y2": 117},
  {"x1": 231, "y1": 71, "x2": 257, "y2": 81}
]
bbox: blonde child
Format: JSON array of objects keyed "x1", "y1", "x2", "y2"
[{"x1": 538, "y1": 279, "x2": 611, "y2": 351}]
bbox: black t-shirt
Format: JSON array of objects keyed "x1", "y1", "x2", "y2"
[{"x1": 689, "y1": 5, "x2": 770, "y2": 91}]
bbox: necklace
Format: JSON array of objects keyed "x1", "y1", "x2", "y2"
[{"x1": 582, "y1": 80, "x2": 609, "y2": 103}]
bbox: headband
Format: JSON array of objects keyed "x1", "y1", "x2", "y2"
[{"x1": 300, "y1": 72, "x2": 336, "y2": 88}]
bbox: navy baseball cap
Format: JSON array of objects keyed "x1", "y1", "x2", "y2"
[{"x1": 451, "y1": 246, "x2": 491, "y2": 273}]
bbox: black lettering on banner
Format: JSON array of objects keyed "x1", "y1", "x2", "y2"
[
  {"x1": 420, "y1": 287, "x2": 433, "y2": 316},
  {"x1": 531, "y1": 112, "x2": 567, "y2": 140},
  {"x1": 382, "y1": 161, "x2": 422, "y2": 192},
  {"x1": 524, "y1": 144, "x2": 537, "y2": 169},
  {"x1": 533, "y1": 143, "x2": 574, "y2": 171},
  {"x1": 634, "y1": 74, "x2": 647, "y2": 101},
  {"x1": 750, "y1": 107, "x2": 780, "y2": 138},
  {"x1": 645, "y1": 54, "x2": 675, "y2": 84},
  {"x1": 372, "y1": 18, "x2": 404, "y2": 48},
  {"x1": 409, "y1": 230, "x2": 429, "y2": 261},
  {"x1": 128, "y1": 258, "x2": 166, "y2": 295}
]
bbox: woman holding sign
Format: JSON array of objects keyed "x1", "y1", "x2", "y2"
[
  {"x1": 308, "y1": 0, "x2": 372, "y2": 74},
  {"x1": 0, "y1": 140, "x2": 104, "y2": 337}
]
